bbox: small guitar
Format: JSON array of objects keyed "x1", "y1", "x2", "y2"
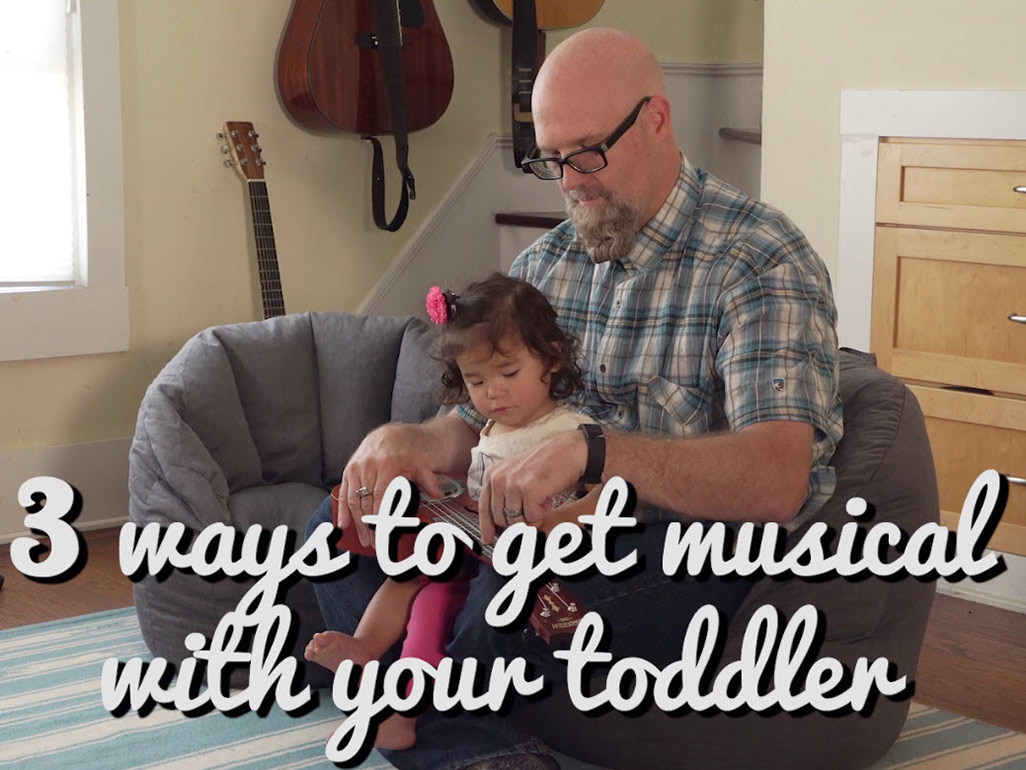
[
  {"x1": 219, "y1": 121, "x2": 285, "y2": 320},
  {"x1": 331, "y1": 477, "x2": 584, "y2": 645}
]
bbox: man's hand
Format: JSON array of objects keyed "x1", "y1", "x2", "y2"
[
  {"x1": 337, "y1": 413, "x2": 483, "y2": 548},
  {"x1": 478, "y1": 428, "x2": 588, "y2": 543}
]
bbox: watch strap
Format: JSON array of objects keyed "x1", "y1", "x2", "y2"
[{"x1": 578, "y1": 423, "x2": 605, "y2": 485}]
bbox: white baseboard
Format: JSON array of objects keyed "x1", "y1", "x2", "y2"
[
  {"x1": 0, "y1": 437, "x2": 130, "y2": 544},
  {"x1": 937, "y1": 549, "x2": 1026, "y2": 615}
]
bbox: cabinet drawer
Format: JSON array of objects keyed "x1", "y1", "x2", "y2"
[
  {"x1": 871, "y1": 227, "x2": 1026, "y2": 396},
  {"x1": 877, "y1": 138, "x2": 1026, "y2": 233},
  {"x1": 909, "y1": 385, "x2": 1026, "y2": 556}
]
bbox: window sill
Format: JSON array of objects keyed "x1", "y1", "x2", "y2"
[{"x1": 0, "y1": 285, "x2": 129, "y2": 361}]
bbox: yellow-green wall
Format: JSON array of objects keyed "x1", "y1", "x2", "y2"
[
  {"x1": 1, "y1": 0, "x2": 763, "y2": 453},
  {"x1": 762, "y1": 0, "x2": 1026, "y2": 280}
]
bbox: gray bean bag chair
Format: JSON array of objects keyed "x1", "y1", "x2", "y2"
[
  {"x1": 128, "y1": 313, "x2": 440, "y2": 689},
  {"x1": 511, "y1": 349, "x2": 939, "y2": 770},
  {"x1": 129, "y1": 314, "x2": 937, "y2": 769}
]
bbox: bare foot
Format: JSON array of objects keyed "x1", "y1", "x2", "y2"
[
  {"x1": 304, "y1": 631, "x2": 374, "y2": 674},
  {"x1": 375, "y1": 713, "x2": 418, "y2": 750}
]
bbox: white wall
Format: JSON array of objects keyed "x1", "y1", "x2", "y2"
[{"x1": 761, "y1": 0, "x2": 1026, "y2": 279}]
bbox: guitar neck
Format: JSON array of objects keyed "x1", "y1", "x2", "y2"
[{"x1": 246, "y1": 180, "x2": 286, "y2": 319}]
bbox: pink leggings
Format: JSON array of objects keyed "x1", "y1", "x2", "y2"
[{"x1": 399, "y1": 575, "x2": 471, "y2": 694}]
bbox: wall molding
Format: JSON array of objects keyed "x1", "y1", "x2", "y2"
[
  {"x1": 0, "y1": 437, "x2": 130, "y2": 544},
  {"x1": 937, "y1": 577, "x2": 1026, "y2": 616},
  {"x1": 662, "y1": 62, "x2": 763, "y2": 77}
]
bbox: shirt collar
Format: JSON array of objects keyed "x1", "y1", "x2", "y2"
[{"x1": 620, "y1": 154, "x2": 700, "y2": 270}]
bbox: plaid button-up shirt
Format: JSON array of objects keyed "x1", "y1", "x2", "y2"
[{"x1": 457, "y1": 158, "x2": 843, "y2": 531}]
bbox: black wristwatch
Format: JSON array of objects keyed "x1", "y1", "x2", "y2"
[{"x1": 578, "y1": 423, "x2": 606, "y2": 485}]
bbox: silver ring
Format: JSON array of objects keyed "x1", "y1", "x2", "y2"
[
  {"x1": 355, "y1": 486, "x2": 372, "y2": 499},
  {"x1": 503, "y1": 507, "x2": 523, "y2": 520}
]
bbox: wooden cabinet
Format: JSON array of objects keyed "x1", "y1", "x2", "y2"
[{"x1": 872, "y1": 137, "x2": 1026, "y2": 555}]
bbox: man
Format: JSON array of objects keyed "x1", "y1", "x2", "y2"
[{"x1": 307, "y1": 28, "x2": 842, "y2": 770}]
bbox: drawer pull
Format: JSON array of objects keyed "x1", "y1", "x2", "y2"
[
  {"x1": 1006, "y1": 475, "x2": 1026, "y2": 487},
  {"x1": 941, "y1": 384, "x2": 994, "y2": 396},
  {"x1": 1011, "y1": 314, "x2": 1026, "y2": 324}
]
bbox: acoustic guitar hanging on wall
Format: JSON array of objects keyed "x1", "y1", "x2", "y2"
[
  {"x1": 276, "y1": 0, "x2": 454, "y2": 231},
  {"x1": 474, "y1": 0, "x2": 604, "y2": 169},
  {"x1": 219, "y1": 121, "x2": 286, "y2": 320}
]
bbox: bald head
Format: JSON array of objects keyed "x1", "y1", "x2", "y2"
[
  {"x1": 529, "y1": 29, "x2": 681, "y2": 260},
  {"x1": 533, "y1": 29, "x2": 667, "y2": 126}
]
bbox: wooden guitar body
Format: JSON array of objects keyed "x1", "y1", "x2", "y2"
[
  {"x1": 476, "y1": 0, "x2": 604, "y2": 29},
  {"x1": 277, "y1": 0, "x2": 454, "y2": 134}
]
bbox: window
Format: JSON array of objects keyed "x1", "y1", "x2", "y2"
[{"x1": 0, "y1": 0, "x2": 127, "y2": 361}]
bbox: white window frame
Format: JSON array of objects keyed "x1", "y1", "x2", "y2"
[{"x1": 0, "y1": 0, "x2": 127, "y2": 362}]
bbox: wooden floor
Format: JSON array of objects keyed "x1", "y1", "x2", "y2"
[{"x1": 2, "y1": 527, "x2": 1025, "y2": 734}]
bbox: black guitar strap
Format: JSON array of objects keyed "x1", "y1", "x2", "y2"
[
  {"x1": 363, "y1": 0, "x2": 416, "y2": 231},
  {"x1": 511, "y1": 0, "x2": 539, "y2": 171}
]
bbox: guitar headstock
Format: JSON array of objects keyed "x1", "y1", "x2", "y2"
[
  {"x1": 530, "y1": 579, "x2": 584, "y2": 645},
  {"x1": 219, "y1": 121, "x2": 265, "y2": 181}
]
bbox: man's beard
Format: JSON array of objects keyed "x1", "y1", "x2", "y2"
[{"x1": 565, "y1": 188, "x2": 640, "y2": 263}]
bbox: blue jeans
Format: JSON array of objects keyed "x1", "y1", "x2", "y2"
[{"x1": 307, "y1": 496, "x2": 751, "y2": 770}]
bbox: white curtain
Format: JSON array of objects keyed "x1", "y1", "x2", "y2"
[{"x1": 0, "y1": 0, "x2": 77, "y2": 284}]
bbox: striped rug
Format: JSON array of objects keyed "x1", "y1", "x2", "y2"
[{"x1": 1, "y1": 609, "x2": 1024, "y2": 769}]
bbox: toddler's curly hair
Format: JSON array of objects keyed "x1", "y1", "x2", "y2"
[{"x1": 434, "y1": 272, "x2": 584, "y2": 406}]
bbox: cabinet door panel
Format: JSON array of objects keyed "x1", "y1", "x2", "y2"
[
  {"x1": 872, "y1": 227, "x2": 1026, "y2": 396},
  {"x1": 910, "y1": 385, "x2": 1026, "y2": 556},
  {"x1": 877, "y1": 139, "x2": 1026, "y2": 233}
]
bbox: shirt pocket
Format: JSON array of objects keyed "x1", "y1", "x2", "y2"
[{"x1": 638, "y1": 375, "x2": 714, "y2": 436}]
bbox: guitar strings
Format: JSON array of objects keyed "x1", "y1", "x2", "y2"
[
  {"x1": 246, "y1": 179, "x2": 285, "y2": 315},
  {"x1": 420, "y1": 499, "x2": 495, "y2": 560}
]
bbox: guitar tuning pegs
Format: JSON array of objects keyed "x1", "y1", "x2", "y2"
[
  {"x1": 223, "y1": 160, "x2": 236, "y2": 167},
  {"x1": 220, "y1": 145, "x2": 230, "y2": 154},
  {"x1": 216, "y1": 131, "x2": 225, "y2": 140},
  {"x1": 253, "y1": 145, "x2": 262, "y2": 152},
  {"x1": 248, "y1": 130, "x2": 259, "y2": 138},
  {"x1": 230, "y1": 129, "x2": 238, "y2": 137}
]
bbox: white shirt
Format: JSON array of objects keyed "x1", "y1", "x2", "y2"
[{"x1": 467, "y1": 404, "x2": 595, "y2": 503}]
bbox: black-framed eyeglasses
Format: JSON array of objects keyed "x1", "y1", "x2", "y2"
[{"x1": 522, "y1": 96, "x2": 652, "y2": 180}]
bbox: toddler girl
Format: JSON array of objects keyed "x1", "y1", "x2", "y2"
[{"x1": 305, "y1": 272, "x2": 596, "y2": 749}]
